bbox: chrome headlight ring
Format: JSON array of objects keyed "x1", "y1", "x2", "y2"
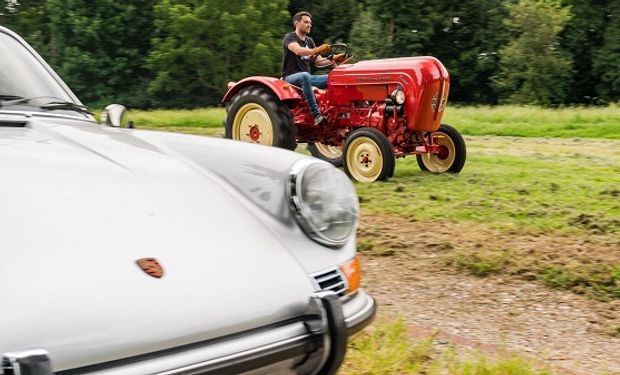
[
  {"x1": 288, "y1": 159, "x2": 359, "y2": 248},
  {"x1": 391, "y1": 87, "x2": 406, "y2": 105}
]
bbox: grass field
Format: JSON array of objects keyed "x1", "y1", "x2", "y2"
[
  {"x1": 128, "y1": 106, "x2": 620, "y2": 234},
  {"x1": 127, "y1": 105, "x2": 620, "y2": 139},
  {"x1": 130, "y1": 108, "x2": 226, "y2": 128},
  {"x1": 355, "y1": 136, "x2": 620, "y2": 302},
  {"x1": 444, "y1": 105, "x2": 620, "y2": 139},
  {"x1": 355, "y1": 137, "x2": 620, "y2": 234}
]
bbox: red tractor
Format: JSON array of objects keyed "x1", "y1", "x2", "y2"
[{"x1": 222, "y1": 44, "x2": 466, "y2": 182}]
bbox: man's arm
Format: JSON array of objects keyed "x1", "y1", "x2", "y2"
[
  {"x1": 288, "y1": 42, "x2": 330, "y2": 57},
  {"x1": 287, "y1": 42, "x2": 315, "y2": 57}
]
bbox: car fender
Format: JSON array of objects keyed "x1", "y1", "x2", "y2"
[{"x1": 222, "y1": 76, "x2": 302, "y2": 103}]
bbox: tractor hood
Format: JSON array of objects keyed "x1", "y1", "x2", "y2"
[
  {"x1": 0, "y1": 115, "x2": 319, "y2": 371},
  {"x1": 328, "y1": 56, "x2": 450, "y2": 132},
  {"x1": 331, "y1": 56, "x2": 449, "y2": 76}
]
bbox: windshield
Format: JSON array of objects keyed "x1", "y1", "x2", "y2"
[{"x1": 0, "y1": 31, "x2": 77, "y2": 112}]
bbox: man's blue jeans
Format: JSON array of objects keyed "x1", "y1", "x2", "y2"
[{"x1": 284, "y1": 72, "x2": 328, "y2": 118}]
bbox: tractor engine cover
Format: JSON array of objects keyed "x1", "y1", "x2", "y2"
[{"x1": 326, "y1": 56, "x2": 450, "y2": 133}]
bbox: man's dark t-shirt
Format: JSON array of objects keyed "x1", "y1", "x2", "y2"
[{"x1": 282, "y1": 32, "x2": 316, "y2": 77}]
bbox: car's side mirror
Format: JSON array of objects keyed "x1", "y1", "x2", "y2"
[{"x1": 101, "y1": 104, "x2": 133, "y2": 128}]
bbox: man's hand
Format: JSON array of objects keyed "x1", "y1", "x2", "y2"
[
  {"x1": 312, "y1": 44, "x2": 330, "y2": 55},
  {"x1": 333, "y1": 53, "x2": 347, "y2": 64}
]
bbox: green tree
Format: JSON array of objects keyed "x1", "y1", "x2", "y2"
[
  {"x1": 348, "y1": 8, "x2": 391, "y2": 61},
  {"x1": 311, "y1": 0, "x2": 360, "y2": 43},
  {"x1": 592, "y1": 1, "x2": 620, "y2": 103},
  {"x1": 494, "y1": 0, "x2": 573, "y2": 105},
  {"x1": 148, "y1": 0, "x2": 289, "y2": 107},
  {"x1": 0, "y1": 0, "x2": 50, "y2": 55},
  {"x1": 286, "y1": 0, "x2": 361, "y2": 46},
  {"x1": 46, "y1": 0, "x2": 155, "y2": 107},
  {"x1": 366, "y1": 0, "x2": 441, "y2": 57},
  {"x1": 562, "y1": 0, "x2": 607, "y2": 104},
  {"x1": 427, "y1": 0, "x2": 508, "y2": 104}
]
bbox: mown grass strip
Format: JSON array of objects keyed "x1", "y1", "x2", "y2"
[{"x1": 355, "y1": 145, "x2": 620, "y2": 234}]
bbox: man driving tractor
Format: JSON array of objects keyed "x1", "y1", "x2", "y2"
[
  {"x1": 282, "y1": 11, "x2": 345, "y2": 126},
  {"x1": 224, "y1": 12, "x2": 465, "y2": 182}
]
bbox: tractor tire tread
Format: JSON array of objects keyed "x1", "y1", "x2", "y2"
[
  {"x1": 416, "y1": 123, "x2": 466, "y2": 173},
  {"x1": 225, "y1": 85, "x2": 297, "y2": 150},
  {"x1": 344, "y1": 127, "x2": 395, "y2": 182},
  {"x1": 308, "y1": 143, "x2": 344, "y2": 167}
]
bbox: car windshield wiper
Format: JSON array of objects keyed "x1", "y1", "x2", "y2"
[
  {"x1": 0, "y1": 95, "x2": 92, "y2": 115},
  {"x1": 39, "y1": 101, "x2": 93, "y2": 115},
  {"x1": 0, "y1": 94, "x2": 24, "y2": 102}
]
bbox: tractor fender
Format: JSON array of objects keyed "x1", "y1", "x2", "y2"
[{"x1": 222, "y1": 76, "x2": 302, "y2": 103}]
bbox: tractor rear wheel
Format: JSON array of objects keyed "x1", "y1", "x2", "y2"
[
  {"x1": 225, "y1": 85, "x2": 296, "y2": 150},
  {"x1": 416, "y1": 124, "x2": 466, "y2": 173},
  {"x1": 343, "y1": 128, "x2": 395, "y2": 182},
  {"x1": 308, "y1": 142, "x2": 343, "y2": 166}
]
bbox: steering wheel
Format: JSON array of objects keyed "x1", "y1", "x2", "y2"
[{"x1": 326, "y1": 43, "x2": 352, "y2": 66}]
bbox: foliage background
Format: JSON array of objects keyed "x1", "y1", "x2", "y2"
[{"x1": 1, "y1": 0, "x2": 619, "y2": 108}]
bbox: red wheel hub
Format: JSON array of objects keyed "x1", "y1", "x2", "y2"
[
  {"x1": 437, "y1": 145, "x2": 449, "y2": 160},
  {"x1": 247, "y1": 124, "x2": 261, "y2": 142},
  {"x1": 360, "y1": 154, "x2": 371, "y2": 166}
]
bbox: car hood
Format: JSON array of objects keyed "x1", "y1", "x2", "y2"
[{"x1": 0, "y1": 116, "x2": 314, "y2": 370}]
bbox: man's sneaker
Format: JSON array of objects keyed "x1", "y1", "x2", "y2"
[{"x1": 314, "y1": 114, "x2": 327, "y2": 126}]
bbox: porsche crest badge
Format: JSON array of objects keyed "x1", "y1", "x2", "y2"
[{"x1": 136, "y1": 258, "x2": 164, "y2": 278}]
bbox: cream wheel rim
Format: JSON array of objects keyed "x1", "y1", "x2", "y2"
[
  {"x1": 232, "y1": 103, "x2": 274, "y2": 145},
  {"x1": 346, "y1": 137, "x2": 383, "y2": 182},
  {"x1": 314, "y1": 142, "x2": 343, "y2": 159},
  {"x1": 421, "y1": 133, "x2": 456, "y2": 173}
]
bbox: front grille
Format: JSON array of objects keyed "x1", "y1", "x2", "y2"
[
  {"x1": 1, "y1": 357, "x2": 14, "y2": 375},
  {"x1": 312, "y1": 268, "x2": 348, "y2": 297}
]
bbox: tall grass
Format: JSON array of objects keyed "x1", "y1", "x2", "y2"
[
  {"x1": 444, "y1": 105, "x2": 620, "y2": 139},
  {"x1": 130, "y1": 108, "x2": 226, "y2": 128}
]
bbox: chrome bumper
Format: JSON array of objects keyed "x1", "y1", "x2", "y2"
[
  {"x1": 343, "y1": 289, "x2": 377, "y2": 336},
  {"x1": 1, "y1": 291, "x2": 376, "y2": 375}
]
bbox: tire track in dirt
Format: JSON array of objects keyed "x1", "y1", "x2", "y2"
[{"x1": 358, "y1": 210, "x2": 620, "y2": 374}]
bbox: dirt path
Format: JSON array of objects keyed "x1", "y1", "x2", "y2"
[{"x1": 358, "y1": 211, "x2": 620, "y2": 374}]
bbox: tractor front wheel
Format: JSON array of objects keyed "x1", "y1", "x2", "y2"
[
  {"x1": 416, "y1": 124, "x2": 466, "y2": 173},
  {"x1": 308, "y1": 142, "x2": 343, "y2": 166},
  {"x1": 344, "y1": 128, "x2": 395, "y2": 182},
  {"x1": 225, "y1": 86, "x2": 296, "y2": 150}
]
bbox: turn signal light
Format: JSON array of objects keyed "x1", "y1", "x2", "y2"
[{"x1": 339, "y1": 257, "x2": 361, "y2": 295}]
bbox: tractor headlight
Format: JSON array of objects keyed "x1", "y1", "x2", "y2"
[
  {"x1": 288, "y1": 159, "x2": 359, "y2": 247},
  {"x1": 391, "y1": 88, "x2": 406, "y2": 105}
]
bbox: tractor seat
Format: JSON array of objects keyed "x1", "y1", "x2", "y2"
[{"x1": 281, "y1": 80, "x2": 326, "y2": 95}]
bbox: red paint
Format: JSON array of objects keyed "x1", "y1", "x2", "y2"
[{"x1": 248, "y1": 125, "x2": 261, "y2": 142}]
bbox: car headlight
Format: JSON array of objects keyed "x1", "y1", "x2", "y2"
[{"x1": 288, "y1": 159, "x2": 359, "y2": 247}]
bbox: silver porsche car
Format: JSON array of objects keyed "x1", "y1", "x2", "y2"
[{"x1": 0, "y1": 26, "x2": 375, "y2": 374}]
